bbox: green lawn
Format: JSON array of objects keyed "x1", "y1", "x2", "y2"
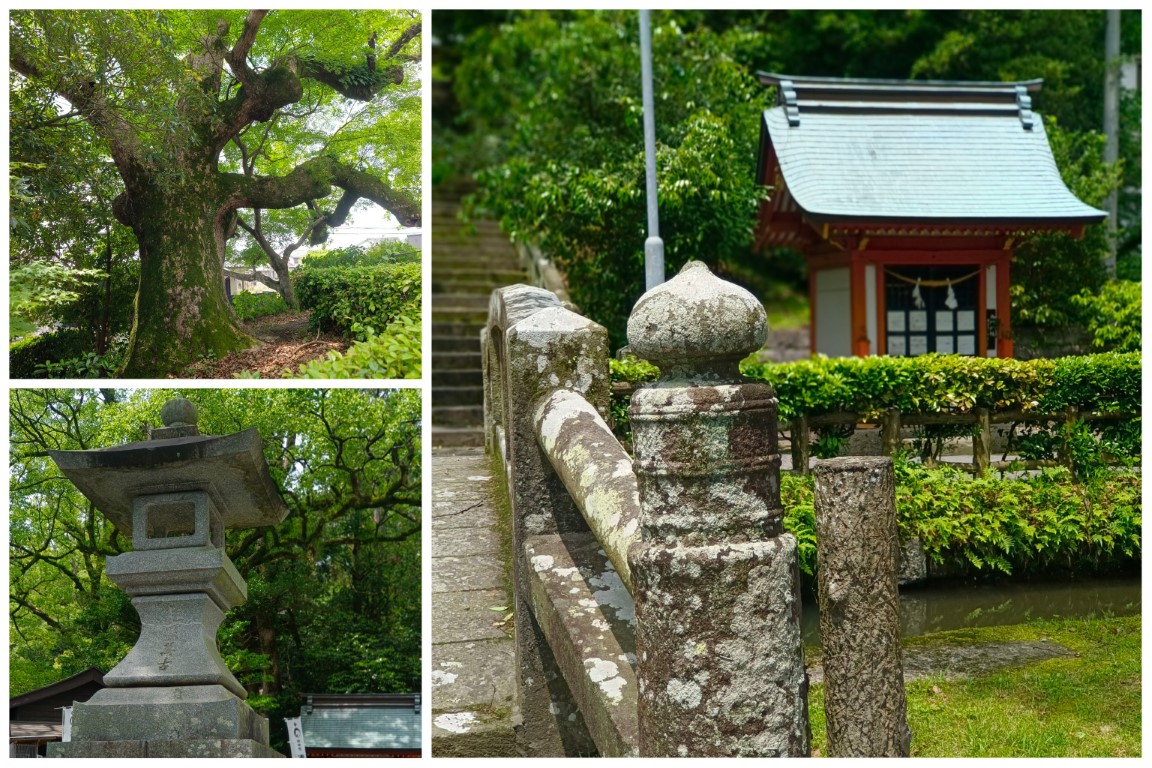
[{"x1": 807, "y1": 614, "x2": 1141, "y2": 757}]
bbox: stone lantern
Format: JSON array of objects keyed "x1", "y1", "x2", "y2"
[{"x1": 46, "y1": 397, "x2": 289, "y2": 758}]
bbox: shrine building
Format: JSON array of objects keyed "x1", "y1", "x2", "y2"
[{"x1": 753, "y1": 73, "x2": 1106, "y2": 359}]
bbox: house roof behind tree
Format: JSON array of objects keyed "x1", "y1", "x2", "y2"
[
  {"x1": 299, "y1": 693, "x2": 420, "y2": 755},
  {"x1": 755, "y1": 73, "x2": 1107, "y2": 228}
]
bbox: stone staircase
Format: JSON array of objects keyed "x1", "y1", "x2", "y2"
[{"x1": 431, "y1": 186, "x2": 527, "y2": 447}]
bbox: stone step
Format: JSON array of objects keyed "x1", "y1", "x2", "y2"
[
  {"x1": 430, "y1": 270, "x2": 526, "y2": 285},
  {"x1": 430, "y1": 223, "x2": 508, "y2": 236},
  {"x1": 432, "y1": 294, "x2": 492, "y2": 312},
  {"x1": 434, "y1": 386, "x2": 484, "y2": 407},
  {"x1": 431, "y1": 230, "x2": 510, "y2": 243},
  {"x1": 432, "y1": 256, "x2": 522, "y2": 271},
  {"x1": 433, "y1": 370, "x2": 483, "y2": 390},
  {"x1": 432, "y1": 309, "x2": 489, "y2": 325},
  {"x1": 432, "y1": 404, "x2": 485, "y2": 427},
  {"x1": 432, "y1": 323, "x2": 485, "y2": 339},
  {"x1": 432, "y1": 350, "x2": 483, "y2": 370},
  {"x1": 429, "y1": 281, "x2": 503, "y2": 297},
  {"x1": 432, "y1": 335, "x2": 482, "y2": 353},
  {"x1": 431, "y1": 425, "x2": 485, "y2": 448}
]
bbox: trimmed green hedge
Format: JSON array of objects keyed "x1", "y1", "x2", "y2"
[
  {"x1": 782, "y1": 461, "x2": 1141, "y2": 578},
  {"x1": 295, "y1": 263, "x2": 421, "y2": 338},
  {"x1": 298, "y1": 241, "x2": 419, "y2": 271},
  {"x1": 741, "y1": 352, "x2": 1141, "y2": 422},
  {"x1": 10, "y1": 328, "x2": 90, "y2": 379},
  {"x1": 613, "y1": 352, "x2": 1141, "y2": 421}
]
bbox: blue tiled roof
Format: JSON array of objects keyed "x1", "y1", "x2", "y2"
[
  {"x1": 758, "y1": 74, "x2": 1106, "y2": 226},
  {"x1": 300, "y1": 694, "x2": 420, "y2": 751}
]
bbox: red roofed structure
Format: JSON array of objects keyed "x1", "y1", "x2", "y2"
[{"x1": 754, "y1": 73, "x2": 1106, "y2": 358}]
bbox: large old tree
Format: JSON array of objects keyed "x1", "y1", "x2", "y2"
[{"x1": 10, "y1": 10, "x2": 421, "y2": 376}]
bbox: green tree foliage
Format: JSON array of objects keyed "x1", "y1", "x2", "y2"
[
  {"x1": 10, "y1": 389, "x2": 421, "y2": 743},
  {"x1": 9, "y1": 89, "x2": 140, "y2": 356},
  {"x1": 458, "y1": 12, "x2": 771, "y2": 348},
  {"x1": 1009, "y1": 119, "x2": 1121, "y2": 328},
  {"x1": 1071, "y1": 280, "x2": 1142, "y2": 353},
  {"x1": 11, "y1": 10, "x2": 421, "y2": 375}
]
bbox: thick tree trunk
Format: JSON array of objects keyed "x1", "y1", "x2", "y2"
[
  {"x1": 812, "y1": 457, "x2": 911, "y2": 758},
  {"x1": 118, "y1": 182, "x2": 257, "y2": 376},
  {"x1": 262, "y1": 255, "x2": 299, "y2": 310}
]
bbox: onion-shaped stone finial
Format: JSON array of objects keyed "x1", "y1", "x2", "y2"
[
  {"x1": 160, "y1": 397, "x2": 199, "y2": 428},
  {"x1": 626, "y1": 261, "x2": 767, "y2": 379}
]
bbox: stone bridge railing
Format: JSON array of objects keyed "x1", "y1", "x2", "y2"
[{"x1": 481, "y1": 262, "x2": 812, "y2": 757}]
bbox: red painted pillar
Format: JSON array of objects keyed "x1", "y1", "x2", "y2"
[
  {"x1": 851, "y1": 253, "x2": 870, "y2": 357},
  {"x1": 996, "y1": 254, "x2": 1013, "y2": 358}
]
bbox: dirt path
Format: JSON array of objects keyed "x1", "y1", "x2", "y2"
[{"x1": 177, "y1": 310, "x2": 350, "y2": 378}]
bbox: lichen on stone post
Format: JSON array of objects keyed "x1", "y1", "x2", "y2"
[
  {"x1": 812, "y1": 456, "x2": 911, "y2": 758},
  {"x1": 627, "y1": 261, "x2": 809, "y2": 757}
]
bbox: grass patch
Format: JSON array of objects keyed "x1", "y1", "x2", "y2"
[{"x1": 806, "y1": 613, "x2": 1141, "y2": 757}]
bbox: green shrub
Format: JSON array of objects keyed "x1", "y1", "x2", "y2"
[
  {"x1": 612, "y1": 352, "x2": 1140, "y2": 421},
  {"x1": 232, "y1": 291, "x2": 289, "y2": 321},
  {"x1": 1071, "y1": 280, "x2": 1142, "y2": 353},
  {"x1": 781, "y1": 462, "x2": 1141, "y2": 578},
  {"x1": 294, "y1": 263, "x2": 421, "y2": 338},
  {"x1": 296, "y1": 314, "x2": 421, "y2": 379},
  {"x1": 10, "y1": 328, "x2": 90, "y2": 378}
]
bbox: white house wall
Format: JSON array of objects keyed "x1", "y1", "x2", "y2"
[{"x1": 814, "y1": 267, "x2": 851, "y2": 358}]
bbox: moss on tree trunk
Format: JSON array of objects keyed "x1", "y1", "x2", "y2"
[{"x1": 119, "y1": 183, "x2": 257, "y2": 377}]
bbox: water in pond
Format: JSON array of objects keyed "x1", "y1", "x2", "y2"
[{"x1": 800, "y1": 576, "x2": 1141, "y2": 647}]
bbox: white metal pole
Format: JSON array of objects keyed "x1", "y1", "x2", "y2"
[
  {"x1": 639, "y1": 10, "x2": 665, "y2": 291},
  {"x1": 1103, "y1": 9, "x2": 1120, "y2": 279}
]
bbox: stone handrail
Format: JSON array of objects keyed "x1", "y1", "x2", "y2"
[{"x1": 534, "y1": 388, "x2": 641, "y2": 592}]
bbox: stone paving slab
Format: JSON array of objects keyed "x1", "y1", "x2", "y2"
[
  {"x1": 432, "y1": 446, "x2": 518, "y2": 756},
  {"x1": 432, "y1": 554, "x2": 506, "y2": 594},
  {"x1": 433, "y1": 526, "x2": 501, "y2": 558},
  {"x1": 432, "y1": 588, "x2": 510, "y2": 644},
  {"x1": 431, "y1": 638, "x2": 516, "y2": 712}
]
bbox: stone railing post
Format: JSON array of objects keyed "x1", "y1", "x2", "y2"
[
  {"x1": 812, "y1": 456, "x2": 911, "y2": 757},
  {"x1": 627, "y1": 261, "x2": 809, "y2": 757},
  {"x1": 490, "y1": 284, "x2": 610, "y2": 756}
]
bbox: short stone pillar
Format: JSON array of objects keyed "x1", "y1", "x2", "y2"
[
  {"x1": 812, "y1": 456, "x2": 911, "y2": 757},
  {"x1": 627, "y1": 261, "x2": 809, "y2": 757},
  {"x1": 46, "y1": 398, "x2": 289, "y2": 758}
]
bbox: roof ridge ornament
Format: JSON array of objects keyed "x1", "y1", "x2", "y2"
[
  {"x1": 780, "y1": 78, "x2": 800, "y2": 127},
  {"x1": 1015, "y1": 85, "x2": 1034, "y2": 130}
]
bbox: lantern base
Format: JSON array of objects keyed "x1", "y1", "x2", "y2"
[
  {"x1": 62, "y1": 684, "x2": 270, "y2": 744},
  {"x1": 48, "y1": 739, "x2": 284, "y2": 758}
]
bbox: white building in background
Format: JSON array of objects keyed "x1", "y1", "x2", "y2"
[{"x1": 225, "y1": 230, "x2": 423, "y2": 298}]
